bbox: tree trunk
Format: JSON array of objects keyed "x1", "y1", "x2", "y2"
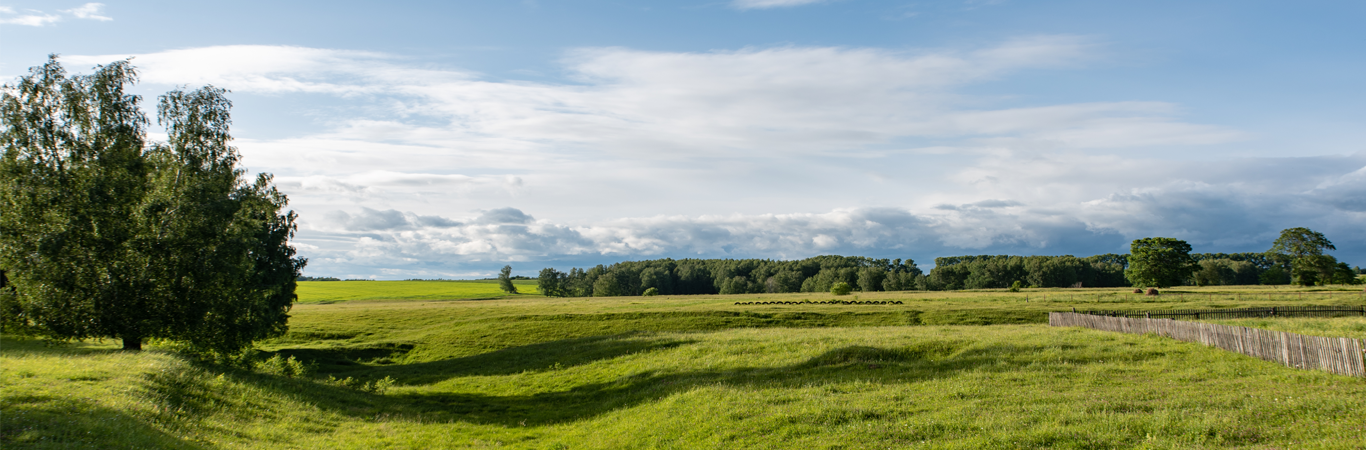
[{"x1": 122, "y1": 335, "x2": 143, "y2": 351}]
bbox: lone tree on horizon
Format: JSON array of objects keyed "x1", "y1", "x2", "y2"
[
  {"x1": 1124, "y1": 237, "x2": 1198, "y2": 288},
  {"x1": 1267, "y1": 227, "x2": 1339, "y2": 286},
  {"x1": 0, "y1": 57, "x2": 305, "y2": 352},
  {"x1": 497, "y1": 265, "x2": 518, "y2": 294}
]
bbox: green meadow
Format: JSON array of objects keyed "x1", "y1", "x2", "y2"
[
  {"x1": 295, "y1": 280, "x2": 541, "y2": 304},
  {"x1": 4, "y1": 284, "x2": 1366, "y2": 449}
]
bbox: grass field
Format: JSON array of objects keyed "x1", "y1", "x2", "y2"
[
  {"x1": 295, "y1": 280, "x2": 540, "y2": 303},
  {"x1": 4, "y1": 285, "x2": 1365, "y2": 449},
  {"x1": 1206, "y1": 317, "x2": 1366, "y2": 340}
]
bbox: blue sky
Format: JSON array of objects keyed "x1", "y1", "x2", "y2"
[{"x1": 3, "y1": 1, "x2": 1364, "y2": 278}]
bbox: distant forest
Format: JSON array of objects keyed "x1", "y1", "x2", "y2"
[{"x1": 534, "y1": 252, "x2": 1333, "y2": 297}]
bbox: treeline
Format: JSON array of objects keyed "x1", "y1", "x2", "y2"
[
  {"x1": 925, "y1": 254, "x2": 1130, "y2": 290},
  {"x1": 534, "y1": 251, "x2": 1359, "y2": 297},
  {"x1": 537, "y1": 256, "x2": 923, "y2": 297},
  {"x1": 925, "y1": 252, "x2": 1285, "y2": 290},
  {"x1": 917, "y1": 251, "x2": 1364, "y2": 289}
]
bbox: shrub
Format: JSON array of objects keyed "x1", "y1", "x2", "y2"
[
  {"x1": 642, "y1": 287, "x2": 659, "y2": 296},
  {"x1": 830, "y1": 282, "x2": 852, "y2": 296},
  {"x1": 256, "y1": 355, "x2": 311, "y2": 378},
  {"x1": 1009, "y1": 281, "x2": 1022, "y2": 292}
]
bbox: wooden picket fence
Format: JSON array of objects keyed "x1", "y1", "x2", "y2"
[{"x1": 1049, "y1": 312, "x2": 1366, "y2": 377}]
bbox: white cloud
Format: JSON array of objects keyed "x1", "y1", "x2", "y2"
[
  {"x1": 298, "y1": 152, "x2": 1366, "y2": 277},
  {"x1": 75, "y1": 37, "x2": 1235, "y2": 167},
  {"x1": 1, "y1": 3, "x2": 111, "y2": 26},
  {"x1": 0, "y1": 8, "x2": 61, "y2": 26},
  {"x1": 731, "y1": 0, "x2": 827, "y2": 10},
  {"x1": 60, "y1": 41, "x2": 1362, "y2": 278},
  {"x1": 61, "y1": 3, "x2": 111, "y2": 21}
]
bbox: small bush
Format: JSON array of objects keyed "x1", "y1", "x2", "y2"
[
  {"x1": 1009, "y1": 281, "x2": 1022, "y2": 292},
  {"x1": 256, "y1": 355, "x2": 311, "y2": 378},
  {"x1": 643, "y1": 287, "x2": 659, "y2": 296},
  {"x1": 830, "y1": 282, "x2": 852, "y2": 296},
  {"x1": 322, "y1": 375, "x2": 395, "y2": 395}
]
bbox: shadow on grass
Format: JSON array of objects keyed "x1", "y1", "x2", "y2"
[
  {"x1": 0, "y1": 335, "x2": 123, "y2": 357},
  {"x1": 267, "y1": 334, "x2": 694, "y2": 383},
  {"x1": 382, "y1": 339, "x2": 1105, "y2": 426},
  {"x1": 371, "y1": 334, "x2": 695, "y2": 384},
  {"x1": 0, "y1": 396, "x2": 207, "y2": 450},
  {"x1": 173, "y1": 334, "x2": 1156, "y2": 428}
]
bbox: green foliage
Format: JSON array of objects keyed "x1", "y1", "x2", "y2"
[
  {"x1": 829, "y1": 281, "x2": 852, "y2": 295},
  {"x1": 1009, "y1": 280, "x2": 1022, "y2": 292},
  {"x1": 538, "y1": 268, "x2": 569, "y2": 297},
  {"x1": 926, "y1": 254, "x2": 1129, "y2": 290},
  {"x1": 1192, "y1": 259, "x2": 1262, "y2": 286},
  {"x1": 856, "y1": 267, "x2": 886, "y2": 292},
  {"x1": 593, "y1": 272, "x2": 623, "y2": 297},
  {"x1": 1268, "y1": 227, "x2": 1337, "y2": 287},
  {"x1": 321, "y1": 374, "x2": 396, "y2": 395},
  {"x1": 1258, "y1": 266, "x2": 1291, "y2": 285},
  {"x1": 1124, "y1": 238, "x2": 1198, "y2": 288},
  {"x1": 496, "y1": 265, "x2": 518, "y2": 294},
  {"x1": 1190, "y1": 252, "x2": 1278, "y2": 270},
  {"x1": 642, "y1": 287, "x2": 659, "y2": 296},
  {"x1": 256, "y1": 354, "x2": 311, "y2": 378},
  {"x1": 1329, "y1": 262, "x2": 1361, "y2": 285},
  {"x1": 540, "y1": 256, "x2": 922, "y2": 298},
  {"x1": 0, "y1": 57, "x2": 304, "y2": 352}
]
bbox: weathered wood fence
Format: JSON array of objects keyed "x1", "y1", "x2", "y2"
[{"x1": 1049, "y1": 312, "x2": 1366, "y2": 377}]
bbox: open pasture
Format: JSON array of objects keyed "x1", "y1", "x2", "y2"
[
  {"x1": 4, "y1": 287, "x2": 1365, "y2": 449},
  {"x1": 1206, "y1": 316, "x2": 1366, "y2": 340},
  {"x1": 295, "y1": 280, "x2": 541, "y2": 304}
]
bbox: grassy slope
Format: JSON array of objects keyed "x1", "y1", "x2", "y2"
[
  {"x1": 295, "y1": 280, "x2": 540, "y2": 303},
  {"x1": 4, "y1": 286, "x2": 1365, "y2": 449}
]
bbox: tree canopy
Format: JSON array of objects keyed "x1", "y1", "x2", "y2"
[
  {"x1": 536, "y1": 255, "x2": 921, "y2": 298},
  {"x1": 1124, "y1": 237, "x2": 1198, "y2": 288},
  {"x1": 497, "y1": 265, "x2": 518, "y2": 294},
  {"x1": 1267, "y1": 227, "x2": 1337, "y2": 287},
  {"x1": 0, "y1": 57, "x2": 305, "y2": 352}
]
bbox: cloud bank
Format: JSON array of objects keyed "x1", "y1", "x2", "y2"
[
  {"x1": 300, "y1": 153, "x2": 1366, "y2": 278},
  {"x1": 58, "y1": 40, "x2": 1364, "y2": 277}
]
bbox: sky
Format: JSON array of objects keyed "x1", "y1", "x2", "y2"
[{"x1": 2, "y1": 0, "x2": 1364, "y2": 279}]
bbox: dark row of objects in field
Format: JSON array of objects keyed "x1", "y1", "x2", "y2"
[
  {"x1": 735, "y1": 300, "x2": 906, "y2": 306},
  {"x1": 531, "y1": 252, "x2": 1359, "y2": 299}
]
